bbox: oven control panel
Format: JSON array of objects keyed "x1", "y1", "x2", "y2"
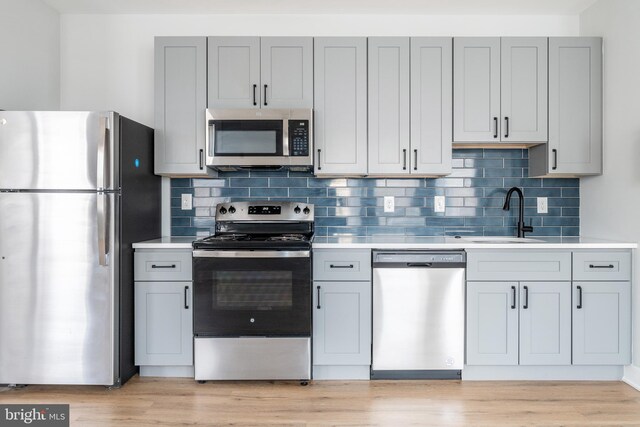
[
  {"x1": 215, "y1": 201, "x2": 314, "y2": 221},
  {"x1": 248, "y1": 205, "x2": 281, "y2": 215}
]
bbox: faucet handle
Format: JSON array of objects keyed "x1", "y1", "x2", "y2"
[{"x1": 522, "y1": 218, "x2": 534, "y2": 234}]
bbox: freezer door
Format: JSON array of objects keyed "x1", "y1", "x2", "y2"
[
  {"x1": 0, "y1": 192, "x2": 117, "y2": 385},
  {"x1": 0, "y1": 111, "x2": 118, "y2": 191}
]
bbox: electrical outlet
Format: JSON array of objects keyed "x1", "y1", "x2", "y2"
[
  {"x1": 181, "y1": 193, "x2": 193, "y2": 210},
  {"x1": 434, "y1": 196, "x2": 446, "y2": 213},
  {"x1": 537, "y1": 197, "x2": 548, "y2": 214},
  {"x1": 383, "y1": 196, "x2": 395, "y2": 213}
]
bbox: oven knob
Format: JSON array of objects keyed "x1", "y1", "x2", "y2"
[
  {"x1": 219, "y1": 207, "x2": 227, "y2": 214},
  {"x1": 294, "y1": 206, "x2": 301, "y2": 214},
  {"x1": 303, "y1": 207, "x2": 310, "y2": 215},
  {"x1": 229, "y1": 206, "x2": 236, "y2": 214}
]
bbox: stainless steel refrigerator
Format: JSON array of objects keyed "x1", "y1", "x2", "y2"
[{"x1": 0, "y1": 111, "x2": 160, "y2": 386}]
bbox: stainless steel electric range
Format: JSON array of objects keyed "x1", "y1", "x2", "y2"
[{"x1": 192, "y1": 201, "x2": 314, "y2": 382}]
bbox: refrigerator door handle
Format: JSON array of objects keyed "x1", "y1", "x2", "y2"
[
  {"x1": 97, "y1": 193, "x2": 110, "y2": 266},
  {"x1": 97, "y1": 116, "x2": 109, "y2": 190}
]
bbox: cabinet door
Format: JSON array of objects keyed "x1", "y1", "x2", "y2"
[
  {"x1": 547, "y1": 37, "x2": 602, "y2": 175},
  {"x1": 501, "y1": 37, "x2": 548, "y2": 142},
  {"x1": 410, "y1": 37, "x2": 453, "y2": 175},
  {"x1": 367, "y1": 37, "x2": 410, "y2": 175},
  {"x1": 466, "y1": 281, "x2": 519, "y2": 365},
  {"x1": 260, "y1": 37, "x2": 313, "y2": 109},
  {"x1": 208, "y1": 37, "x2": 260, "y2": 108},
  {"x1": 135, "y1": 281, "x2": 193, "y2": 366},
  {"x1": 519, "y1": 282, "x2": 571, "y2": 365},
  {"x1": 453, "y1": 38, "x2": 501, "y2": 142},
  {"x1": 314, "y1": 38, "x2": 368, "y2": 175},
  {"x1": 313, "y1": 281, "x2": 371, "y2": 366},
  {"x1": 573, "y1": 282, "x2": 631, "y2": 365},
  {"x1": 154, "y1": 37, "x2": 213, "y2": 177}
]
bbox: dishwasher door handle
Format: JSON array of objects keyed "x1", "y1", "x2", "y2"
[{"x1": 406, "y1": 262, "x2": 433, "y2": 268}]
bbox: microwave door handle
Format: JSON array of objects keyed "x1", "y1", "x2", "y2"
[
  {"x1": 205, "y1": 110, "x2": 214, "y2": 165},
  {"x1": 283, "y1": 119, "x2": 289, "y2": 157}
]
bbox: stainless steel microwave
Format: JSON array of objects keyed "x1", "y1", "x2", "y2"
[{"x1": 205, "y1": 108, "x2": 313, "y2": 171}]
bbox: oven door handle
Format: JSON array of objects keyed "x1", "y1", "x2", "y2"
[{"x1": 193, "y1": 250, "x2": 310, "y2": 258}]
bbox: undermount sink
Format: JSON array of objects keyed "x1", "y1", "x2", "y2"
[{"x1": 456, "y1": 236, "x2": 544, "y2": 244}]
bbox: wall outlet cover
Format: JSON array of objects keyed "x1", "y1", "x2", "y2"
[
  {"x1": 181, "y1": 193, "x2": 193, "y2": 210},
  {"x1": 434, "y1": 196, "x2": 446, "y2": 213},
  {"x1": 537, "y1": 197, "x2": 548, "y2": 214},
  {"x1": 383, "y1": 196, "x2": 395, "y2": 213}
]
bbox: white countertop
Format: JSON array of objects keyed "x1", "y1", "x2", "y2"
[
  {"x1": 132, "y1": 236, "x2": 196, "y2": 249},
  {"x1": 132, "y1": 235, "x2": 637, "y2": 250},
  {"x1": 312, "y1": 236, "x2": 637, "y2": 249}
]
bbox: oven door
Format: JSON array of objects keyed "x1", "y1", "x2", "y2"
[{"x1": 192, "y1": 250, "x2": 311, "y2": 337}]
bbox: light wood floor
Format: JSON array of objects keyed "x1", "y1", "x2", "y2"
[{"x1": 1, "y1": 377, "x2": 640, "y2": 426}]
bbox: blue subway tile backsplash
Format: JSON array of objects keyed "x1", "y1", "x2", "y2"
[{"x1": 170, "y1": 149, "x2": 580, "y2": 238}]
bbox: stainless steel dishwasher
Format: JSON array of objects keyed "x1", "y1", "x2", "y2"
[{"x1": 371, "y1": 251, "x2": 466, "y2": 379}]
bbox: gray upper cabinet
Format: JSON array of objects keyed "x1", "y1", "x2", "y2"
[
  {"x1": 367, "y1": 37, "x2": 410, "y2": 175},
  {"x1": 411, "y1": 38, "x2": 453, "y2": 175},
  {"x1": 314, "y1": 38, "x2": 368, "y2": 175},
  {"x1": 573, "y1": 281, "x2": 631, "y2": 365},
  {"x1": 454, "y1": 37, "x2": 548, "y2": 144},
  {"x1": 453, "y1": 38, "x2": 501, "y2": 142},
  {"x1": 368, "y1": 37, "x2": 452, "y2": 176},
  {"x1": 529, "y1": 37, "x2": 603, "y2": 177},
  {"x1": 501, "y1": 38, "x2": 548, "y2": 142},
  {"x1": 261, "y1": 37, "x2": 313, "y2": 109},
  {"x1": 154, "y1": 37, "x2": 214, "y2": 177},
  {"x1": 208, "y1": 37, "x2": 261, "y2": 108},
  {"x1": 208, "y1": 37, "x2": 312, "y2": 109}
]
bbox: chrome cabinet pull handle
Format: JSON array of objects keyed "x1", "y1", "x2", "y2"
[
  {"x1": 413, "y1": 149, "x2": 418, "y2": 171},
  {"x1": 402, "y1": 149, "x2": 407, "y2": 170},
  {"x1": 511, "y1": 286, "x2": 516, "y2": 309},
  {"x1": 317, "y1": 149, "x2": 322, "y2": 170}
]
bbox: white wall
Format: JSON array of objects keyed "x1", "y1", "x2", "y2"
[
  {"x1": 579, "y1": 0, "x2": 640, "y2": 388},
  {"x1": 60, "y1": 14, "x2": 579, "y2": 126},
  {"x1": 0, "y1": 0, "x2": 59, "y2": 109}
]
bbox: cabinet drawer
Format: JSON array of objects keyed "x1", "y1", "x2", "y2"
[
  {"x1": 134, "y1": 250, "x2": 192, "y2": 281},
  {"x1": 313, "y1": 249, "x2": 371, "y2": 281},
  {"x1": 573, "y1": 251, "x2": 631, "y2": 281},
  {"x1": 467, "y1": 250, "x2": 571, "y2": 281}
]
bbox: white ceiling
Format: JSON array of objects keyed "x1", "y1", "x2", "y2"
[{"x1": 41, "y1": 0, "x2": 598, "y2": 15}]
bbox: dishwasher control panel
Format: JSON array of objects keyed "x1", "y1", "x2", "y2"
[{"x1": 373, "y1": 251, "x2": 466, "y2": 265}]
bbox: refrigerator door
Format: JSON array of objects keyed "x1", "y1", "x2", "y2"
[
  {"x1": 0, "y1": 111, "x2": 118, "y2": 191},
  {"x1": 0, "y1": 192, "x2": 118, "y2": 385}
]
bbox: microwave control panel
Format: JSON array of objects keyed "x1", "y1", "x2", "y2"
[{"x1": 289, "y1": 120, "x2": 310, "y2": 157}]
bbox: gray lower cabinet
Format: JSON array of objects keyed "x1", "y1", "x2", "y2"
[
  {"x1": 154, "y1": 37, "x2": 214, "y2": 177},
  {"x1": 467, "y1": 281, "x2": 571, "y2": 366},
  {"x1": 529, "y1": 37, "x2": 603, "y2": 177},
  {"x1": 454, "y1": 37, "x2": 548, "y2": 144},
  {"x1": 314, "y1": 37, "x2": 368, "y2": 175},
  {"x1": 367, "y1": 37, "x2": 452, "y2": 176},
  {"x1": 313, "y1": 281, "x2": 371, "y2": 366},
  {"x1": 466, "y1": 281, "x2": 519, "y2": 365},
  {"x1": 134, "y1": 281, "x2": 193, "y2": 366},
  {"x1": 134, "y1": 249, "x2": 194, "y2": 375},
  {"x1": 312, "y1": 248, "x2": 371, "y2": 379},
  {"x1": 208, "y1": 36, "x2": 313, "y2": 109},
  {"x1": 573, "y1": 282, "x2": 631, "y2": 365}
]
